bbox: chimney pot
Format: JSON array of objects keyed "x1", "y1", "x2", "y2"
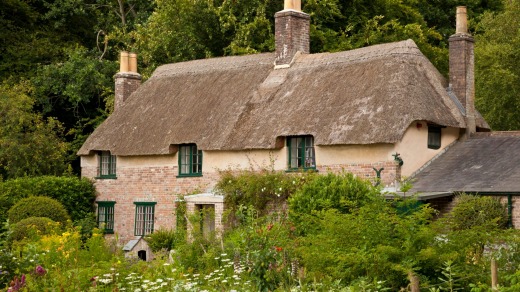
[
  {"x1": 456, "y1": 6, "x2": 468, "y2": 34},
  {"x1": 128, "y1": 52, "x2": 138, "y2": 73},
  {"x1": 120, "y1": 51, "x2": 129, "y2": 73},
  {"x1": 284, "y1": 0, "x2": 301, "y2": 11}
]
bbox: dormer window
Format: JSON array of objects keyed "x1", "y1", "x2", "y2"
[
  {"x1": 287, "y1": 136, "x2": 316, "y2": 170},
  {"x1": 428, "y1": 125, "x2": 442, "y2": 150},
  {"x1": 99, "y1": 151, "x2": 116, "y2": 179},
  {"x1": 178, "y1": 144, "x2": 203, "y2": 177}
]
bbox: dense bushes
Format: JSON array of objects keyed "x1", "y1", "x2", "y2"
[
  {"x1": 447, "y1": 193, "x2": 508, "y2": 230},
  {"x1": 216, "y1": 169, "x2": 315, "y2": 215},
  {"x1": 8, "y1": 196, "x2": 70, "y2": 224},
  {"x1": 0, "y1": 176, "x2": 95, "y2": 223},
  {"x1": 9, "y1": 217, "x2": 59, "y2": 242}
]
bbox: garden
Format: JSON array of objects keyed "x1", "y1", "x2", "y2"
[{"x1": 1, "y1": 171, "x2": 520, "y2": 291}]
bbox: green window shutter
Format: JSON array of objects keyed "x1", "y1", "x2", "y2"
[
  {"x1": 98, "y1": 151, "x2": 117, "y2": 179},
  {"x1": 178, "y1": 144, "x2": 203, "y2": 177},
  {"x1": 287, "y1": 136, "x2": 316, "y2": 171},
  {"x1": 134, "y1": 202, "x2": 156, "y2": 236},
  {"x1": 97, "y1": 201, "x2": 115, "y2": 234}
]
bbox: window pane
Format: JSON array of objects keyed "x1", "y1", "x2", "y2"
[
  {"x1": 290, "y1": 138, "x2": 299, "y2": 168},
  {"x1": 428, "y1": 126, "x2": 441, "y2": 149}
]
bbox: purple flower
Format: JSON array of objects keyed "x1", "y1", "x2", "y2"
[
  {"x1": 8, "y1": 274, "x2": 26, "y2": 291},
  {"x1": 35, "y1": 265, "x2": 46, "y2": 276}
]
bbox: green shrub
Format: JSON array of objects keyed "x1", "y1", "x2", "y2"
[
  {"x1": 288, "y1": 172, "x2": 382, "y2": 233},
  {"x1": 448, "y1": 194, "x2": 508, "y2": 230},
  {"x1": 8, "y1": 196, "x2": 70, "y2": 224},
  {"x1": 0, "y1": 176, "x2": 96, "y2": 223},
  {"x1": 145, "y1": 229, "x2": 184, "y2": 252},
  {"x1": 216, "y1": 169, "x2": 315, "y2": 216},
  {"x1": 10, "y1": 217, "x2": 59, "y2": 242}
]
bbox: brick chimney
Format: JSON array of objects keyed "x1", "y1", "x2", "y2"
[
  {"x1": 274, "y1": 0, "x2": 310, "y2": 67},
  {"x1": 115, "y1": 51, "x2": 141, "y2": 111},
  {"x1": 449, "y1": 6, "x2": 476, "y2": 137}
]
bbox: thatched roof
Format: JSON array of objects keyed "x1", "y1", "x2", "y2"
[
  {"x1": 79, "y1": 39, "x2": 486, "y2": 156},
  {"x1": 411, "y1": 132, "x2": 520, "y2": 193}
]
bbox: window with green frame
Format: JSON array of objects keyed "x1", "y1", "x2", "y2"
[
  {"x1": 97, "y1": 201, "x2": 115, "y2": 234},
  {"x1": 428, "y1": 125, "x2": 442, "y2": 150},
  {"x1": 134, "y1": 202, "x2": 156, "y2": 236},
  {"x1": 287, "y1": 136, "x2": 316, "y2": 170},
  {"x1": 98, "y1": 151, "x2": 116, "y2": 178},
  {"x1": 178, "y1": 144, "x2": 202, "y2": 177}
]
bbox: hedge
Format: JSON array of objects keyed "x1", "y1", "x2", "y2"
[
  {"x1": 0, "y1": 176, "x2": 96, "y2": 223},
  {"x1": 8, "y1": 196, "x2": 70, "y2": 224}
]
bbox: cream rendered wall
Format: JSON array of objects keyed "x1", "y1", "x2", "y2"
[
  {"x1": 202, "y1": 149, "x2": 286, "y2": 172},
  {"x1": 81, "y1": 121, "x2": 459, "y2": 177},
  {"x1": 314, "y1": 122, "x2": 460, "y2": 177},
  {"x1": 394, "y1": 122, "x2": 459, "y2": 177}
]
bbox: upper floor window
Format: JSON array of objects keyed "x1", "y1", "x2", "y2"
[
  {"x1": 428, "y1": 125, "x2": 441, "y2": 150},
  {"x1": 134, "y1": 202, "x2": 156, "y2": 236},
  {"x1": 178, "y1": 144, "x2": 202, "y2": 177},
  {"x1": 97, "y1": 201, "x2": 115, "y2": 234},
  {"x1": 99, "y1": 151, "x2": 116, "y2": 178},
  {"x1": 287, "y1": 136, "x2": 315, "y2": 170}
]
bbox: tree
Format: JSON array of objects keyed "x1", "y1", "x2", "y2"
[
  {"x1": 0, "y1": 81, "x2": 69, "y2": 180},
  {"x1": 475, "y1": 0, "x2": 520, "y2": 130}
]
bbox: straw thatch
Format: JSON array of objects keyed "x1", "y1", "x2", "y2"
[
  {"x1": 411, "y1": 132, "x2": 520, "y2": 193},
  {"x1": 78, "y1": 39, "x2": 487, "y2": 156}
]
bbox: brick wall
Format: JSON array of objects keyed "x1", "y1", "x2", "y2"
[
  {"x1": 84, "y1": 156, "x2": 402, "y2": 245},
  {"x1": 114, "y1": 73, "x2": 141, "y2": 111},
  {"x1": 84, "y1": 163, "x2": 218, "y2": 244},
  {"x1": 318, "y1": 161, "x2": 401, "y2": 187},
  {"x1": 274, "y1": 10, "x2": 310, "y2": 66}
]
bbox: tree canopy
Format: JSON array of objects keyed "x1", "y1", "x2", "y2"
[{"x1": 0, "y1": 0, "x2": 516, "y2": 178}]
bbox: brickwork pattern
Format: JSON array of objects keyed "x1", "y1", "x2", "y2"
[
  {"x1": 115, "y1": 73, "x2": 141, "y2": 111},
  {"x1": 448, "y1": 35, "x2": 474, "y2": 109},
  {"x1": 84, "y1": 159, "x2": 402, "y2": 244},
  {"x1": 275, "y1": 10, "x2": 310, "y2": 66},
  {"x1": 318, "y1": 161, "x2": 401, "y2": 187},
  {"x1": 84, "y1": 164, "x2": 218, "y2": 243}
]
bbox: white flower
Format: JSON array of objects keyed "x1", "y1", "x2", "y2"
[
  {"x1": 99, "y1": 278, "x2": 112, "y2": 284},
  {"x1": 171, "y1": 268, "x2": 177, "y2": 273},
  {"x1": 156, "y1": 278, "x2": 164, "y2": 282},
  {"x1": 193, "y1": 274, "x2": 200, "y2": 277},
  {"x1": 133, "y1": 289, "x2": 141, "y2": 292},
  {"x1": 221, "y1": 253, "x2": 227, "y2": 256},
  {"x1": 143, "y1": 280, "x2": 150, "y2": 283},
  {"x1": 222, "y1": 279, "x2": 228, "y2": 283},
  {"x1": 110, "y1": 268, "x2": 116, "y2": 271},
  {"x1": 103, "y1": 274, "x2": 112, "y2": 277},
  {"x1": 163, "y1": 263, "x2": 170, "y2": 266}
]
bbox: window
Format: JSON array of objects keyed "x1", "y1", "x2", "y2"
[
  {"x1": 98, "y1": 151, "x2": 116, "y2": 178},
  {"x1": 287, "y1": 136, "x2": 316, "y2": 170},
  {"x1": 97, "y1": 201, "x2": 115, "y2": 234},
  {"x1": 134, "y1": 202, "x2": 156, "y2": 236},
  {"x1": 178, "y1": 144, "x2": 203, "y2": 177},
  {"x1": 428, "y1": 125, "x2": 442, "y2": 149}
]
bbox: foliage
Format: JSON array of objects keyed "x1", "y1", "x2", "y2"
[
  {"x1": 0, "y1": 81, "x2": 69, "y2": 180},
  {"x1": 7, "y1": 196, "x2": 70, "y2": 225},
  {"x1": 288, "y1": 172, "x2": 382, "y2": 234},
  {"x1": 0, "y1": 175, "x2": 96, "y2": 224},
  {"x1": 444, "y1": 194, "x2": 508, "y2": 231},
  {"x1": 145, "y1": 229, "x2": 184, "y2": 252},
  {"x1": 9, "y1": 217, "x2": 59, "y2": 243},
  {"x1": 475, "y1": 0, "x2": 520, "y2": 130},
  {"x1": 216, "y1": 169, "x2": 315, "y2": 217}
]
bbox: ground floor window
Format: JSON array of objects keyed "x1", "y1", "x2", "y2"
[
  {"x1": 97, "y1": 201, "x2": 115, "y2": 234},
  {"x1": 134, "y1": 202, "x2": 156, "y2": 236}
]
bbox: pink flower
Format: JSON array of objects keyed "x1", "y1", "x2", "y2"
[{"x1": 35, "y1": 265, "x2": 46, "y2": 276}]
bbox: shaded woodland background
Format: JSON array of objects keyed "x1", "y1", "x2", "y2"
[{"x1": 0, "y1": 0, "x2": 518, "y2": 179}]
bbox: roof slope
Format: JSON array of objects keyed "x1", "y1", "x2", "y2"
[
  {"x1": 411, "y1": 132, "x2": 520, "y2": 193},
  {"x1": 79, "y1": 40, "x2": 471, "y2": 156}
]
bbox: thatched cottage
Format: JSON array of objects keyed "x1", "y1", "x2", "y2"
[{"x1": 78, "y1": 1, "x2": 520, "y2": 258}]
